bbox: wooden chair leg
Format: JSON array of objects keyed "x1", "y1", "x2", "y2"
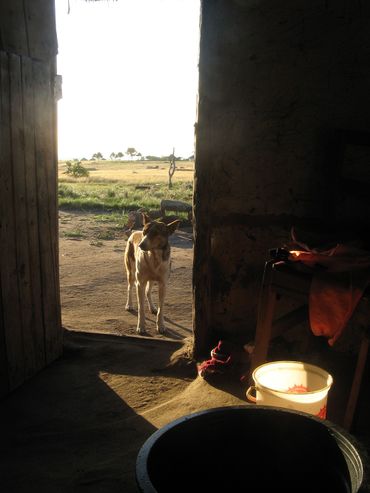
[
  {"x1": 250, "y1": 261, "x2": 277, "y2": 372},
  {"x1": 342, "y1": 334, "x2": 369, "y2": 431}
]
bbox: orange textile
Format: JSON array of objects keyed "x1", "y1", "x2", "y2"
[{"x1": 288, "y1": 245, "x2": 370, "y2": 345}]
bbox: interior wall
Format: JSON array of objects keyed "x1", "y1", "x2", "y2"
[{"x1": 193, "y1": 0, "x2": 370, "y2": 354}]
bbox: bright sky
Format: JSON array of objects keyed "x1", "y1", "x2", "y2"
[{"x1": 55, "y1": 0, "x2": 200, "y2": 160}]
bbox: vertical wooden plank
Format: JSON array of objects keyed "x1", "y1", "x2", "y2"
[
  {"x1": 0, "y1": 55, "x2": 10, "y2": 396},
  {"x1": 0, "y1": 51, "x2": 25, "y2": 389},
  {"x1": 21, "y1": 55, "x2": 46, "y2": 372},
  {"x1": 51, "y1": 56, "x2": 62, "y2": 346},
  {"x1": 343, "y1": 335, "x2": 369, "y2": 430},
  {"x1": 24, "y1": 0, "x2": 58, "y2": 62},
  {"x1": 249, "y1": 260, "x2": 277, "y2": 372},
  {"x1": 33, "y1": 59, "x2": 62, "y2": 364},
  {"x1": 0, "y1": 1, "x2": 29, "y2": 57},
  {"x1": 9, "y1": 52, "x2": 39, "y2": 379},
  {"x1": 0, "y1": 281, "x2": 10, "y2": 397}
]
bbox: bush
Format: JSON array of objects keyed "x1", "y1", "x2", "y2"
[
  {"x1": 58, "y1": 184, "x2": 80, "y2": 198},
  {"x1": 65, "y1": 160, "x2": 89, "y2": 178}
]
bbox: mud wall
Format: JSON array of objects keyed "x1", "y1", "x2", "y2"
[{"x1": 193, "y1": 0, "x2": 370, "y2": 354}]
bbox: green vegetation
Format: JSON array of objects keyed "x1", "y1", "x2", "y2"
[
  {"x1": 97, "y1": 230, "x2": 116, "y2": 240},
  {"x1": 65, "y1": 160, "x2": 89, "y2": 178},
  {"x1": 63, "y1": 230, "x2": 85, "y2": 239},
  {"x1": 58, "y1": 181, "x2": 192, "y2": 211},
  {"x1": 58, "y1": 159, "x2": 194, "y2": 229}
]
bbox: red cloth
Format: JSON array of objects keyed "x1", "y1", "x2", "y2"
[{"x1": 288, "y1": 244, "x2": 370, "y2": 345}]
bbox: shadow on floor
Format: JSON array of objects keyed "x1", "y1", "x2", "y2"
[{"x1": 0, "y1": 330, "x2": 191, "y2": 493}]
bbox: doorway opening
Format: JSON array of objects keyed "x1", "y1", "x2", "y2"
[{"x1": 55, "y1": 0, "x2": 200, "y2": 340}]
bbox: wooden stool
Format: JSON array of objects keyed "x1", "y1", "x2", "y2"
[{"x1": 251, "y1": 259, "x2": 369, "y2": 431}]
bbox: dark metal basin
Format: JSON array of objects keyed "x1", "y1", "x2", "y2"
[{"x1": 136, "y1": 406, "x2": 364, "y2": 493}]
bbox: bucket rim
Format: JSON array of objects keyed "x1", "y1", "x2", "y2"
[
  {"x1": 136, "y1": 406, "x2": 364, "y2": 493},
  {"x1": 252, "y1": 360, "x2": 333, "y2": 395}
]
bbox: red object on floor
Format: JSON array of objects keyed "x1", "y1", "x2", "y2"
[
  {"x1": 197, "y1": 340, "x2": 235, "y2": 378},
  {"x1": 197, "y1": 355, "x2": 231, "y2": 378}
]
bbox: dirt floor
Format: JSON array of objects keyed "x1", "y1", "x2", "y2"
[
  {"x1": 59, "y1": 210, "x2": 193, "y2": 339},
  {"x1": 2, "y1": 330, "x2": 369, "y2": 492},
  {"x1": 1, "y1": 212, "x2": 369, "y2": 492},
  {"x1": 1, "y1": 331, "x2": 249, "y2": 493}
]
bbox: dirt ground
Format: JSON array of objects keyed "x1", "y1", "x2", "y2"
[{"x1": 59, "y1": 210, "x2": 193, "y2": 340}]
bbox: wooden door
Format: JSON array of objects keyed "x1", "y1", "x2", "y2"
[{"x1": 0, "y1": 0, "x2": 62, "y2": 396}]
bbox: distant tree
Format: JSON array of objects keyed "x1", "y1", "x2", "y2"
[
  {"x1": 116, "y1": 151, "x2": 124, "y2": 160},
  {"x1": 110, "y1": 152, "x2": 116, "y2": 160},
  {"x1": 126, "y1": 147, "x2": 138, "y2": 160},
  {"x1": 91, "y1": 152, "x2": 103, "y2": 160},
  {"x1": 187, "y1": 154, "x2": 194, "y2": 160}
]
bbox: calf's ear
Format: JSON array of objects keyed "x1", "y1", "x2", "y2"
[{"x1": 166, "y1": 219, "x2": 181, "y2": 235}]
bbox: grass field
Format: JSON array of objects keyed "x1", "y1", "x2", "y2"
[{"x1": 58, "y1": 160, "x2": 194, "y2": 222}]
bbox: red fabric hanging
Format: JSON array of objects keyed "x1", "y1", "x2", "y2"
[{"x1": 288, "y1": 244, "x2": 370, "y2": 345}]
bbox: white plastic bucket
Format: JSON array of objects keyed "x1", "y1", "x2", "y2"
[{"x1": 246, "y1": 361, "x2": 333, "y2": 419}]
